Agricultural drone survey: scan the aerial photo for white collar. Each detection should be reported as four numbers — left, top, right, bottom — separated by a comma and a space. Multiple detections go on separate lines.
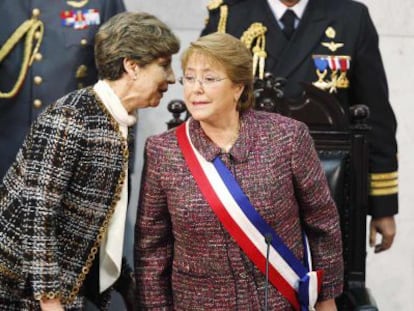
93, 80, 137, 127
268, 0, 309, 21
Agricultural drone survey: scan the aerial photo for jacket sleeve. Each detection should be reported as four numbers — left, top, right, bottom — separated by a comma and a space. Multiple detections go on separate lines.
352, 5, 398, 217
22, 106, 85, 301
290, 122, 344, 301
135, 138, 174, 310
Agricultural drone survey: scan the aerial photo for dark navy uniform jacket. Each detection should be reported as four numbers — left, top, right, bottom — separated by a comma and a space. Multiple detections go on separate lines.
0, 0, 125, 179
202, 0, 398, 218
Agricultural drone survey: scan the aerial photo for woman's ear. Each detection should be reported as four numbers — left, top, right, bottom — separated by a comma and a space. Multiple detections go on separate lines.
234, 83, 245, 102
123, 58, 138, 80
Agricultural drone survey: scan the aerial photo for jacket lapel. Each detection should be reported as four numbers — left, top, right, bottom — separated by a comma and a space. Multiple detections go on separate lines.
272, 0, 333, 77
257, 1, 288, 64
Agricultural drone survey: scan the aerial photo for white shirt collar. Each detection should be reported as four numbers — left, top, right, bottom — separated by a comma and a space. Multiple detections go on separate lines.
93, 80, 137, 127
268, 0, 309, 22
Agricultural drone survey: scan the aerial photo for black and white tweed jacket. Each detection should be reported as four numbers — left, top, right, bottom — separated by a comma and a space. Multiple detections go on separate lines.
0, 87, 128, 305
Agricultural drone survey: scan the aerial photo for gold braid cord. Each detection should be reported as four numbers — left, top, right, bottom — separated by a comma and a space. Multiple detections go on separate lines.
217, 5, 228, 33
0, 17, 44, 99
240, 23, 268, 79
207, 0, 223, 11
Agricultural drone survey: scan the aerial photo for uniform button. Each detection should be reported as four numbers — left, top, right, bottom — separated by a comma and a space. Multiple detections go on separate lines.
33, 99, 42, 109
33, 52, 43, 61
32, 8, 41, 17
34, 76, 43, 85
239, 272, 248, 279
80, 38, 88, 46
34, 31, 42, 40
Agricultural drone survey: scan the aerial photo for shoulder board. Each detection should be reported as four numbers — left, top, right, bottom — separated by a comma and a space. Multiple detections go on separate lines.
207, 0, 223, 11
207, 0, 248, 11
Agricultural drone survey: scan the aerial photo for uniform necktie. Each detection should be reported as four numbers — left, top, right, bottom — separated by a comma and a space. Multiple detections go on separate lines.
281, 9, 296, 40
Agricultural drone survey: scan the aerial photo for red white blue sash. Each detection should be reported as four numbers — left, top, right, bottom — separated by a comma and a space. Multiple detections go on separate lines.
176, 121, 323, 311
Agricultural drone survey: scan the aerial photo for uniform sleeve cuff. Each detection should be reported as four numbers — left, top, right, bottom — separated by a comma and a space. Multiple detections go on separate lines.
368, 193, 398, 218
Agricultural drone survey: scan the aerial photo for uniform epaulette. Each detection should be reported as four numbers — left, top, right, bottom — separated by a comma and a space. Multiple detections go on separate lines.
207, 0, 224, 11
207, 0, 248, 11
207, 0, 249, 33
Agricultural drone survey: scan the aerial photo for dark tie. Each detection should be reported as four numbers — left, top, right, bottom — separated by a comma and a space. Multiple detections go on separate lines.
281, 9, 296, 40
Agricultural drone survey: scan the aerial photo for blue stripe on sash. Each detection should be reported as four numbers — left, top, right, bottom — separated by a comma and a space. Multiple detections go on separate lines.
212, 157, 309, 278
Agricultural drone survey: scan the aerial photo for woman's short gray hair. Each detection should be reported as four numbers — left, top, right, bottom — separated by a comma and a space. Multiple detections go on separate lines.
95, 12, 180, 80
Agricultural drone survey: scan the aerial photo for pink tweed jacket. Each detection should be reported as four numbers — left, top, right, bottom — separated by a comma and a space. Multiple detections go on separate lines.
135, 109, 343, 310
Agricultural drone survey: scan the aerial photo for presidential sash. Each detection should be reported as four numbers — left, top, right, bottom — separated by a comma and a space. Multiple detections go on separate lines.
176, 121, 323, 311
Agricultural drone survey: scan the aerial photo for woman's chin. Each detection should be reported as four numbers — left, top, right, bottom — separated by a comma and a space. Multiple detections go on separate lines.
189, 113, 207, 122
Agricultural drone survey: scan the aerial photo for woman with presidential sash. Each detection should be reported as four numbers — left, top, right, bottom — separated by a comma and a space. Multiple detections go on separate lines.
134, 32, 343, 311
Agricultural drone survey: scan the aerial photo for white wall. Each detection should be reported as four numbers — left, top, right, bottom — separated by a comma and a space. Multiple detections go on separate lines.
356, 1, 414, 310
125, 1, 414, 310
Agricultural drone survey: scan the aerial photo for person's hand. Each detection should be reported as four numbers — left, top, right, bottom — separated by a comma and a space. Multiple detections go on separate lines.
39, 298, 64, 311
369, 216, 396, 253
315, 298, 337, 311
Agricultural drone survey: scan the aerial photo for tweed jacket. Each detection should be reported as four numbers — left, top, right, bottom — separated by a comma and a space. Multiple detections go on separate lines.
135, 109, 343, 310
202, 0, 398, 218
0, 88, 128, 306
0, 0, 125, 180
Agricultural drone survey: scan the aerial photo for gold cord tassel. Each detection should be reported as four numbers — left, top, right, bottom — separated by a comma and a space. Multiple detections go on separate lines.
240, 23, 267, 79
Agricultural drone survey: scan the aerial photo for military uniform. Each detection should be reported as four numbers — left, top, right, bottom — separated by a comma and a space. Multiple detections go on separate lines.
202, 0, 398, 218
0, 0, 125, 179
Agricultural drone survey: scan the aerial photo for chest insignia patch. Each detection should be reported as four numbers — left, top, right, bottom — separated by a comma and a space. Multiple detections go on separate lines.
60, 9, 100, 30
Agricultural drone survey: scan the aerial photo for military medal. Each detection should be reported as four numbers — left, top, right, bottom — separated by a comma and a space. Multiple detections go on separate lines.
312, 55, 351, 93
312, 56, 330, 90
336, 56, 351, 88
61, 9, 100, 29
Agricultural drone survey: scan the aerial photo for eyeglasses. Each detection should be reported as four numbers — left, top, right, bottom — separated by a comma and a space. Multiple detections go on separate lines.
178, 75, 228, 88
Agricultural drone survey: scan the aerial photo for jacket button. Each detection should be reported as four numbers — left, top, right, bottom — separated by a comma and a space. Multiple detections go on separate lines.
34, 31, 42, 40
33, 52, 42, 61
34, 76, 43, 85
32, 8, 40, 17
80, 38, 88, 46
33, 99, 42, 109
